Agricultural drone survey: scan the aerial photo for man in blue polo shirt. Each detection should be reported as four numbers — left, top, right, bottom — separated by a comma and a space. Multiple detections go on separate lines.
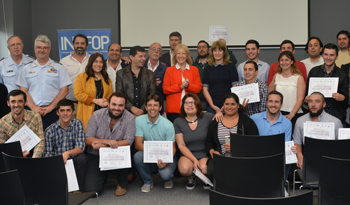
250, 90, 296, 195
133, 94, 177, 193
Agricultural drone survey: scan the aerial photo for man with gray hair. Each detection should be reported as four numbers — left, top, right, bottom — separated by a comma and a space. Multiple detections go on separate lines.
0, 36, 34, 92
16, 35, 71, 130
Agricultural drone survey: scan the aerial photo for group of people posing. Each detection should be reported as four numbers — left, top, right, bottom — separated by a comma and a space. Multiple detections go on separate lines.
1, 30, 350, 196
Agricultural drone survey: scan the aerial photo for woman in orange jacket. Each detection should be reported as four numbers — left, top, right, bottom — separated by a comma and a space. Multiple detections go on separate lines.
74, 53, 113, 131
163, 44, 202, 123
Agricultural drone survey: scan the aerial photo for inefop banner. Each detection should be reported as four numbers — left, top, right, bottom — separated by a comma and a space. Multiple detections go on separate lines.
57, 29, 111, 60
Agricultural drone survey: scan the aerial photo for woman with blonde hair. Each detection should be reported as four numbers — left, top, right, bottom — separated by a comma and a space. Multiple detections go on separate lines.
202, 40, 238, 114
163, 44, 202, 123
269, 51, 306, 128
74, 53, 113, 130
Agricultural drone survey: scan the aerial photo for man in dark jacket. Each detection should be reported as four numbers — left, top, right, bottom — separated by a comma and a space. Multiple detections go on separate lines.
306, 43, 349, 123
116, 46, 156, 118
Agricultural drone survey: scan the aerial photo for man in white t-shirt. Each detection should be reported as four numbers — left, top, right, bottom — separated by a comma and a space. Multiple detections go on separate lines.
301, 36, 324, 74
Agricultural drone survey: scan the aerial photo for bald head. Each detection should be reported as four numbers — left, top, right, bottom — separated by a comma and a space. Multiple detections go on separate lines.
148, 42, 162, 61
107, 43, 122, 62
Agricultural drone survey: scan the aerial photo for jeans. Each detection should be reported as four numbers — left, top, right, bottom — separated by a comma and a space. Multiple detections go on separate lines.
133, 151, 178, 184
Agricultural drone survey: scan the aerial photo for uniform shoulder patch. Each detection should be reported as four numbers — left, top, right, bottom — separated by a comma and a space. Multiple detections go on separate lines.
26, 54, 35, 60
0, 57, 5, 62
24, 61, 33, 66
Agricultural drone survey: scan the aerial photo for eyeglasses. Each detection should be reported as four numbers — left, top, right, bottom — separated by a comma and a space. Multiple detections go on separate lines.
9, 43, 23, 48
197, 46, 207, 49
35, 46, 50, 50
184, 101, 195, 105
150, 47, 162, 52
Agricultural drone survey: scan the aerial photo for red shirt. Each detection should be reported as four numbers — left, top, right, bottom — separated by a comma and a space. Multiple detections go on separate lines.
267, 60, 307, 86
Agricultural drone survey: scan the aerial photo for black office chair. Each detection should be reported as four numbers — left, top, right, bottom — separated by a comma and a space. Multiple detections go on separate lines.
209, 189, 313, 205
293, 137, 350, 194
213, 153, 285, 198
230, 133, 285, 157
318, 156, 350, 205
0, 169, 25, 205
0, 141, 23, 172
2, 153, 96, 205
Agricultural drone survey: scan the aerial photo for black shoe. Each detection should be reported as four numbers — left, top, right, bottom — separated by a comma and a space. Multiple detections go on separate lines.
186, 177, 196, 190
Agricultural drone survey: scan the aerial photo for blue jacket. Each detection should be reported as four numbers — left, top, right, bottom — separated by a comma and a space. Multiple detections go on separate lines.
144, 58, 168, 102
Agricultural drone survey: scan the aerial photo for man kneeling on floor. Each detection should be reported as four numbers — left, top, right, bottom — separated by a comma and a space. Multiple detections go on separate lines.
84, 92, 135, 196
134, 94, 177, 192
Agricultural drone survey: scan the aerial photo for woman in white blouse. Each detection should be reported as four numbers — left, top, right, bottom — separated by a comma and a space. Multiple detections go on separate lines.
269, 51, 306, 128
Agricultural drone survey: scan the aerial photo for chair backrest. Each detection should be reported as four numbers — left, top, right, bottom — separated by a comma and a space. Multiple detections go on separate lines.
0, 170, 25, 205
319, 156, 350, 205
2, 153, 68, 205
213, 153, 285, 198
230, 133, 285, 157
302, 137, 350, 186
0, 141, 23, 172
209, 189, 313, 205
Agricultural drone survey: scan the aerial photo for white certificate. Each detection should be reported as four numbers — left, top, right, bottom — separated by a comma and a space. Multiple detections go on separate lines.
5, 125, 41, 152
209, 26, 229, 41
338, 128, 350, 140
144, 141, 173, 163
193, 170, 213, 187
231, 83, 260, 104
65, 159, 79, 192
303, 121, 335, 143
99, 146, 131, 171
308, 77, 339, 97
285, 141, 297, 164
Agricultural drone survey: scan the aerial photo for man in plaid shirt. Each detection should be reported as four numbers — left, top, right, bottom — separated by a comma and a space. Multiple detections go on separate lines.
44, 99, 87, 191
234, 61, 268, 116
0, 90, 44, 157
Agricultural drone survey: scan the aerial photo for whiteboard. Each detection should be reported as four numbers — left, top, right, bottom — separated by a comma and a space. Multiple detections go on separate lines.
120, 0, 308, 48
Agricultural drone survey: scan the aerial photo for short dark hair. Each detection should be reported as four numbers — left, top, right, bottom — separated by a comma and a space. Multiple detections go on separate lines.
280, 40, 295, 50
179, 93, 203, 118
309, 91, 325, 103
244, 60, 258, 71
267, 91, 283, 104
169, 31, 182, 41
7, 90, 26, 102
223, 93, 244, 113
323, 43, 339, 56
108, 43, 122, 52
336, 30, 350, 39
245, 39, 260, 49
73, 33, 88, 46
304, 36, 323, 54
130, 46, 145, 57
109, 91, 127, 104
146, 94, 162, 107
197, 40, 209, 48
56, 99, 74, 111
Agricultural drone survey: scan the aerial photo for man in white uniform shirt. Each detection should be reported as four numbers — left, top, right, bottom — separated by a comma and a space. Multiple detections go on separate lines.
60, 34, 90, 106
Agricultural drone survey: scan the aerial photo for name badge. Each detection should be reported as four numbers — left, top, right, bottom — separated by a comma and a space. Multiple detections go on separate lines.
6, 70, 14, 73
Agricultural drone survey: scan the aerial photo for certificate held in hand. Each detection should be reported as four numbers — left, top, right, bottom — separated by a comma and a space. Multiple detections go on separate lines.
5, 125, 41, 152
308, 77, 339, 97
231, 83, 260, 104
143, 141, 173, 163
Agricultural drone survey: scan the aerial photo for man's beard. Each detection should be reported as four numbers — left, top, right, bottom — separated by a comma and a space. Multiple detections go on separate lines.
309, 107, 323, 118
75, 47, 86, 55
198, 53, 208, 59
108, 108, 123, 119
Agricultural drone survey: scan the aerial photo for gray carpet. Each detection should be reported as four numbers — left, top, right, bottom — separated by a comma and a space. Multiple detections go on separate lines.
82, 172, 209, 205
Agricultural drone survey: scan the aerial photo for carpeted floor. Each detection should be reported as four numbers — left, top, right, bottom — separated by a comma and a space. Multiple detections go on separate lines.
82, 172, 210, 205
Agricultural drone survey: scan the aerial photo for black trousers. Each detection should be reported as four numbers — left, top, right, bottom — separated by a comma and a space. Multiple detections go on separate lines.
84, 153, 128, 194
71, 153, 88, 191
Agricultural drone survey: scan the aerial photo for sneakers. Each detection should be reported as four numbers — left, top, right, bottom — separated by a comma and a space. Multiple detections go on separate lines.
203, 183, 211, 190
141, 182, 153, 193
186, 177, 196, 190
164, 180, 174, 189
115, 185, 126, 196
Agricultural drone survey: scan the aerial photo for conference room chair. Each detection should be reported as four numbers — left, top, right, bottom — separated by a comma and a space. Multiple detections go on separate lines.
2, 153, 97, 205
293, 137, 350, 195
0, 169, 25, 205
209, 189, 313, 205
213, 153, 285, 198
230, 133, 285, 157
0, 141, 22, 172
318, 156, 350, 205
